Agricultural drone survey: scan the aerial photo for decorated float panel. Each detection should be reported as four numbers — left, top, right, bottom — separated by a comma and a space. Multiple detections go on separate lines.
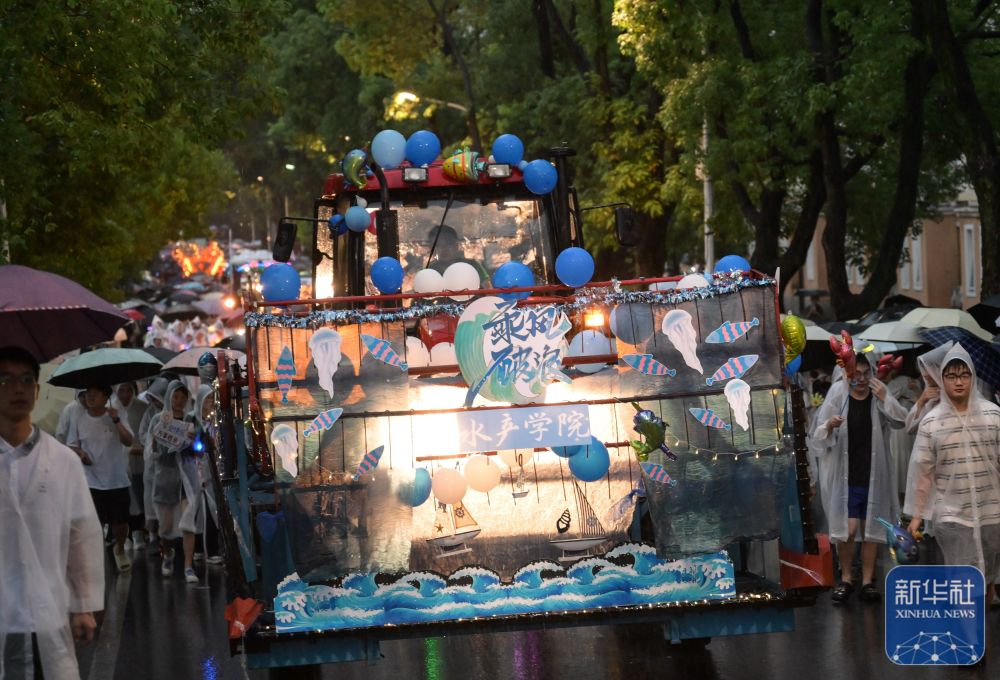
245, 273, 790, 633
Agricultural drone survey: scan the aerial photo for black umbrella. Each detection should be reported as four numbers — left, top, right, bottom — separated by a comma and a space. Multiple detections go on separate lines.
0, 264, 130, 361
160, 304, 207, 321
214, 334, 247, 352
968, 293, 1000, 334
141, 346, 179, 363
49, 348, 164, 388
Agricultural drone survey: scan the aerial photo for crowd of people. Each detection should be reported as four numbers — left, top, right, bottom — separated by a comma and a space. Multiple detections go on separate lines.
0, 345, 223, 678
804, 343, 1000, 608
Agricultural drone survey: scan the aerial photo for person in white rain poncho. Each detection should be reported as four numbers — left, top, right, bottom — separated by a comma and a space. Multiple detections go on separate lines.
811, 353, 908, 603
176, 385, 222, 583
0, 346, 104, 680
151, 380, 191, 578
904, 344, 1000, 589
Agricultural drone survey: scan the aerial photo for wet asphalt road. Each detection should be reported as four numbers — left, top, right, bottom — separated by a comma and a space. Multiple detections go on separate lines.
77, 546, 998, 680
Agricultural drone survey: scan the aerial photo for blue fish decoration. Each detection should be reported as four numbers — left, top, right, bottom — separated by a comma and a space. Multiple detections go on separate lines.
641, 462, 678, 487
876, 517, 920, 564
303, 408, 344, 438
353, 445, 385, 482
622, 354, 677, 377
704, 318, 759, 344
688, 408, 732, 431
361, 334, 408, 371
705, 354, 759, 386
276, 346, 296, 403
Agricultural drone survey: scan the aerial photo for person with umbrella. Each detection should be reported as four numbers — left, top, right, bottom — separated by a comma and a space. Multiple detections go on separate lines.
0, 346, 104, 678
67, 384, 135, 572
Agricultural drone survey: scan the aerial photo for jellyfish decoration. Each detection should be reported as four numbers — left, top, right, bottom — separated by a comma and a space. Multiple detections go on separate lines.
270, 424, 299, 479
660, 309, 703, 374
308, 328, 344, 400
724, 379, 752, 431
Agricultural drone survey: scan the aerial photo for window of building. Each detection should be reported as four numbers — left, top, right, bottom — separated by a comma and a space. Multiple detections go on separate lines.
899, 237, 911, 289
911, 234, 923, 291
806, 242, 816, 282
964, 224, 976, 297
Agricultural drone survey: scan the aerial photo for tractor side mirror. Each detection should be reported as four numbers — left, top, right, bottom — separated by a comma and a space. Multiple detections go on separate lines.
614, 207, 638, 247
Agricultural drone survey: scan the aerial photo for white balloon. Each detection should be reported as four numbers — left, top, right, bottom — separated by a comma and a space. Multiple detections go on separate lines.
405, 336, 430, 368
431, 468, 467, 504
355, 196, 368, 208
677, 273, 709, 290
429, 342, 456, 366
464, 454, 501, 492
567, 330, 615, 374
648, 280, 678, 292
413, 268, 445, 294
443, 262, 481, 301
498, 449, 531, 468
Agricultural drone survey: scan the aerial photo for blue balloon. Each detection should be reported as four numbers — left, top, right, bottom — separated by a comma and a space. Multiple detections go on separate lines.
555, 247, 595, 288
492, 262, 535, 301
345, 206, 370, 233
785, 354, 803, 377
568, 437, 610, 482
714, 254, 752, 274
522, 159, 558, 195
370, 256, 404, 294
552, 444, 584, 459
491, 134, 525, 165
398, 468, 432, 507
260, 263, 301, 302
405, 130, 441, 166
328, 214, 347, 236
371, 129, 406, 169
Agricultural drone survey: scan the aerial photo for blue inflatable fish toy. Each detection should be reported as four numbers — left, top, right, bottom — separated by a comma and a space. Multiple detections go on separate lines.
689, 407, 732, 430
276, 346, 296, 403
641, 462, 678, 487
360, 334, 408, 371
622, 354, 677, 377
876, 517, 920, 564
705, 354, 759, 386
303, 408, 344, 438
353, 445, 385, 482
705, 318, 759, 344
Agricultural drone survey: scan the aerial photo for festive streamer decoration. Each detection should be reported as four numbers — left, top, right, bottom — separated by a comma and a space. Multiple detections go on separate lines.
371, 257, 405, 294
629, 405, 677, 463
491, 134, 525, 165
352, 445, 385, 482
371, 129, 406, 169
621, 354, 676, 377
342, 149, 369, 188
689, 407, 733, 431
308, 328, 343, 399
555, 247, 595, 288
270, 424, 299, 478
724, 379, 752, 431
261, 264, 301, 302
661, 309, 703, 374
360, 334, 408, 371
780, 314, 807, 364
442, 149, 486, 182
641, 462, 678, 487
245, 275, 777, 329
275, 346, 296, 403
302, 407, 344, 438
405, 130, 441, 167
705, 354, 759, 386
705, 318, 760, 344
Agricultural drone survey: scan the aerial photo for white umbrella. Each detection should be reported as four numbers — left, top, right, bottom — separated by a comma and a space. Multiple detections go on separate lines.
806, 325, 833, 342
162, 346, 246, 375
900, 308, 993, 341
856, 321, 926, 345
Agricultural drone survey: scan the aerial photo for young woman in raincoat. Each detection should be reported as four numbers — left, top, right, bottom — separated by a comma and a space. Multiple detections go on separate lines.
811, 353, 908, 603
150, 380, 191, 577
904, 344, 1000, 598
176, 385, 221, 583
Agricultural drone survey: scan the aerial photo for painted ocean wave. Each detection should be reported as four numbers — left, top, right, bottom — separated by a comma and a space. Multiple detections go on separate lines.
275, 543, 736, 633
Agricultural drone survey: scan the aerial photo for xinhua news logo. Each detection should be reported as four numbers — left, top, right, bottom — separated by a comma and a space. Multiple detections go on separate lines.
885, 565, 986, 665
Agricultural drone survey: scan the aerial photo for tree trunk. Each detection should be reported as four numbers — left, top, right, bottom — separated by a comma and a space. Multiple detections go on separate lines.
776, 152, 827, 309
916, 0, 1000, 297
429, 0, 483, 151
532, 0, 556, 78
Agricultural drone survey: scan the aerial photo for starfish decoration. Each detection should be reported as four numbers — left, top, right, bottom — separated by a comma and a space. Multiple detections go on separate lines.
434, 523, 444, 534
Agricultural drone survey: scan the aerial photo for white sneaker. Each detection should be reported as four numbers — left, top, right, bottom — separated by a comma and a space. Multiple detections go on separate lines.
161, 550, 174, 577
113, 548, 132, 572
124, 538, 133, 552
184, 567, 199, 584
132, 530, 145, 550
206, 555, 224, 565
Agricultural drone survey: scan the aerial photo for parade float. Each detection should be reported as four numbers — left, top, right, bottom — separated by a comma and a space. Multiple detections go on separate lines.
207, 130, 821, 676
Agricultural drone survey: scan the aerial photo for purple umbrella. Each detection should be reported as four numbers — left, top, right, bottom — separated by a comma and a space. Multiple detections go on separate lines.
0, 265, 129, 361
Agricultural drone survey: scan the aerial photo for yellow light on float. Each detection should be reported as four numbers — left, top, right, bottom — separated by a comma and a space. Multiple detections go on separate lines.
583, 305, 606, 329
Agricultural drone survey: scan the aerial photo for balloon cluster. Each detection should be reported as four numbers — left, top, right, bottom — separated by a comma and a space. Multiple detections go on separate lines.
428, 454, 505, 505
829, 330, 857, 380
550, 437, 611, 482
877, 354, 903, 381
780, 314, 806, 374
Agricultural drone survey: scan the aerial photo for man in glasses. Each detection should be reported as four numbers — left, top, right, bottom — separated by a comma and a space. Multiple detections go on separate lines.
905, 344, 1000, 615
0, 345, 104, 678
